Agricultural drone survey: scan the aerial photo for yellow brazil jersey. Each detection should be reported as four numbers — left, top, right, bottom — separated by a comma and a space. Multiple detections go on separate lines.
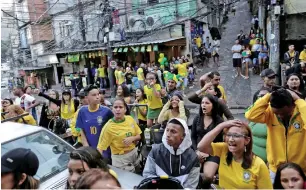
17, 115, 36, 125
176, 63, 188, 77
97, 67, 105, 78
245, 93, 306, 174
61, 100, 75, 120
117, 71, 125, 85
136, 99, 147, 121
137, 68, 144, 80
212, 143, 273, 189
144, 84, 163, 109
97, 115, 142, 155
299, 50, 306, 62
217, 85, 227, 101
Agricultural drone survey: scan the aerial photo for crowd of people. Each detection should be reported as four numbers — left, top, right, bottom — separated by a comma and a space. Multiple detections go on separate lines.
2, 16, 306, 190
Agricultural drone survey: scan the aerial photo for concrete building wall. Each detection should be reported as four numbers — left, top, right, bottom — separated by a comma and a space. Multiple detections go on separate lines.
284, 14, 306, 41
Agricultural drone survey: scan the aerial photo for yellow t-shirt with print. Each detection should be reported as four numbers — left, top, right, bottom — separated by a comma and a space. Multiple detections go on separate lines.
176, 63, 188, 77
136, 99, 147, 121
97, 68, 106, 78
144, 84, 163, 109
137, 68, 144, 80
217, 85, 227, 101
117, 71, 125, 85
299, 50, 306, 62
212, 143, 273, 189
97, 115, 142, 155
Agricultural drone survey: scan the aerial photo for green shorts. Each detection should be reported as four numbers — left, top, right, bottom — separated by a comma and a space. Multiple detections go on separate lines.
147, 107, 162, 120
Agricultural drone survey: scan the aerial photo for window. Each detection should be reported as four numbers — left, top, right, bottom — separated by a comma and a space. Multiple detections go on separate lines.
148, 0, 159, 6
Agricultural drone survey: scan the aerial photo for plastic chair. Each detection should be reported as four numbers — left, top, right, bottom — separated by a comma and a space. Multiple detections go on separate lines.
136, 176, 184, 189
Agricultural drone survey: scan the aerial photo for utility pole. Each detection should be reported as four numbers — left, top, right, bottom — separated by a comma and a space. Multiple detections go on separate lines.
105, 0, 115, 97
258, 0, 266, 37
78, 0, 86, 42
269, 6, 280, 84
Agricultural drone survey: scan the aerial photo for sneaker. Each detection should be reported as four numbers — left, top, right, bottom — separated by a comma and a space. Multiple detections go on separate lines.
234, 73, 238, 78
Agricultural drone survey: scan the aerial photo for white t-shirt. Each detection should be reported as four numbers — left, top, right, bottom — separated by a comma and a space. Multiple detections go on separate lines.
232, 44, 242, 59
15, 94, 35, 111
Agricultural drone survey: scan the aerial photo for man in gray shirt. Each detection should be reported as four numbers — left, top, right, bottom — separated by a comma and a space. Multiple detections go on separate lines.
231, 40, 242, 78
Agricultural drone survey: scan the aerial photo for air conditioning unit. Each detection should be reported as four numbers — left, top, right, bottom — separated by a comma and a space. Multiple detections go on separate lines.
145, 14, 162, 30
128, 15, 145, 32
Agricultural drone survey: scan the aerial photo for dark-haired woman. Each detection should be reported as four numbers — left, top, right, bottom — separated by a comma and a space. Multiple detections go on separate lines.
197, 120, 273, 189
191, 94, 224, 187
38, 89, 79, 125
97, 99, 142, 172
66, 146, 110, 189
274, 162, 306, 189
116, 85, 131, 104
188, 82, 234, 120
286, 73, 306, 99
39, 90, 60, 129
75, 168, 121, 189
157, 93, 187, 124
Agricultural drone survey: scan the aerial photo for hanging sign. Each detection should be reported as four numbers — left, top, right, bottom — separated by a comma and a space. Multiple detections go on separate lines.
109, 60, 117, 69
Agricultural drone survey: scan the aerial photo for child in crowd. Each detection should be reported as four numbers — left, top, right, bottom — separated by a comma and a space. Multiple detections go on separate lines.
144, 73, 163, 128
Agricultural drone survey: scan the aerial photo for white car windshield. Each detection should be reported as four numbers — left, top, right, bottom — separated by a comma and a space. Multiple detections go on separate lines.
1, 131, 73, 182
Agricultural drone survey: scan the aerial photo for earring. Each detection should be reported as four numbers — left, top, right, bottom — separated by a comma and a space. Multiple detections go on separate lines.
244, 146, 247, 153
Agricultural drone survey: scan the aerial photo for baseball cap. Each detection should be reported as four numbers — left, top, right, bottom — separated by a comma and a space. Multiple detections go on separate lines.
62, 89, 71, 95
1, 148, 39, 176
260, 68, 277, 78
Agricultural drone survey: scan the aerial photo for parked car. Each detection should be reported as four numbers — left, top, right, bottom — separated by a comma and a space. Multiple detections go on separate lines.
0, 122, 144, 189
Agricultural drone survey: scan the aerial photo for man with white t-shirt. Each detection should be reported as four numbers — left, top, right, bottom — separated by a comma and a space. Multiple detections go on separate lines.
13, 86, 38, 120
231, 40, 243, 78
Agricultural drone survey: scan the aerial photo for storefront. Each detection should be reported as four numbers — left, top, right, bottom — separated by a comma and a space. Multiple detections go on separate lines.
112, 37, 186, 66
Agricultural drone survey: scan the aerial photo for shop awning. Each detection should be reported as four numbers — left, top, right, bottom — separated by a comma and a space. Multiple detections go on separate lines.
118, 48, 123, 53
140, 46, 146, 52
123, 47, 128, 52
153, 45, 158, 51
113, 48, 118, 52
132, 47, 139, 52
147, 45, 152, 52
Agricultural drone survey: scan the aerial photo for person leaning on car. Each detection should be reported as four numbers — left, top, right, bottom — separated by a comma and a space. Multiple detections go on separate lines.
143, 118, 200, 189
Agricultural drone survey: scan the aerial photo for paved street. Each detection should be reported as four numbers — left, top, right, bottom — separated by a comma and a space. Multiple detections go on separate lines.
186, 0, 262, 119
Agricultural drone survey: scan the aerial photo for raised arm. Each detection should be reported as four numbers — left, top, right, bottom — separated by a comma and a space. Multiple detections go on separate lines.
38, 92, 61, 106
197, 120, 242, 154
245, 93, 272, 124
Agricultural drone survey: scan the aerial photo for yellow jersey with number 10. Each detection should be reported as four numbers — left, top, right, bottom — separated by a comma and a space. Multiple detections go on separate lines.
97, 115, 142, 155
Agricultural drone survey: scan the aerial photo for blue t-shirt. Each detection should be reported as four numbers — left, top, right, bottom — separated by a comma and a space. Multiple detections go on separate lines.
76, 105, 113, 158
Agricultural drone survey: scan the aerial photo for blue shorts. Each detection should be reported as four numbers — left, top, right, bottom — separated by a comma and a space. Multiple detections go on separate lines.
258, 53, 268, 59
